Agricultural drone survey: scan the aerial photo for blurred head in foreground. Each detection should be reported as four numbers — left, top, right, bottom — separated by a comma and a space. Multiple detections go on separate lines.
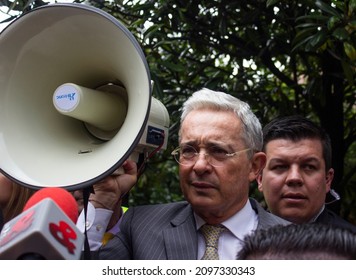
237, 223, 356, 260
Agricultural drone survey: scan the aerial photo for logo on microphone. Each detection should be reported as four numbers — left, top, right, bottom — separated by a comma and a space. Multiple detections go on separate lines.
0, 210, 35, 246
49, 221, 78, 255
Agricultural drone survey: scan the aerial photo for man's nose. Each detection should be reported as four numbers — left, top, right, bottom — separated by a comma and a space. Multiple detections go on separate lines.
286, 166, 303, 187
192, 152, 212, 173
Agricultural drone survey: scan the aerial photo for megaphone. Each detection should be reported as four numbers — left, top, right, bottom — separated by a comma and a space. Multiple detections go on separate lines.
0, 3, 169, 190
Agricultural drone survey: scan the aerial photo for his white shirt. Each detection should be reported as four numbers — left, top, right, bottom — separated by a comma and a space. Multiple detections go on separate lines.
195, 199, 258, 259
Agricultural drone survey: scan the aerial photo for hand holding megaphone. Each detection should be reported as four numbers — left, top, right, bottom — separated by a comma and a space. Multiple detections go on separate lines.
88, 160, 137, 211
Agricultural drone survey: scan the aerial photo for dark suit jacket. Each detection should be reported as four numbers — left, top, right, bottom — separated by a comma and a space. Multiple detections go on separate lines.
98, 198, 290, 260
315, 208, 356, 233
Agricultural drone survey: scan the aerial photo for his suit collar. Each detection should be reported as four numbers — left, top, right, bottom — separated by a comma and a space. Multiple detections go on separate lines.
163, 203, 198, 259
170, 202, 193, 226
250, 198, 290, 229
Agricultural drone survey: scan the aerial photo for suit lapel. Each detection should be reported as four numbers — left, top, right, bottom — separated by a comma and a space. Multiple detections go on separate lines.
163, 204, 198, 260
250, 198, 290, 229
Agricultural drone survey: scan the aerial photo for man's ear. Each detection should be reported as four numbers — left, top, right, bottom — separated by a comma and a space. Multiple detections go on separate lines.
248, 152, 266, 182
325, 168, 334, 193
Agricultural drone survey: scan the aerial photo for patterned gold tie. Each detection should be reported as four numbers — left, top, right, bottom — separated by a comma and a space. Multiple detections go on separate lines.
200, 224, 226, 260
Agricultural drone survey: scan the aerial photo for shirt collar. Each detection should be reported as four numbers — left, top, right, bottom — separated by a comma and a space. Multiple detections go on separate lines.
194, 199, 258, 240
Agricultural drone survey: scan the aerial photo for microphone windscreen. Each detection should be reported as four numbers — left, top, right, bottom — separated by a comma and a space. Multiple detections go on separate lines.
23, 187, 78, 223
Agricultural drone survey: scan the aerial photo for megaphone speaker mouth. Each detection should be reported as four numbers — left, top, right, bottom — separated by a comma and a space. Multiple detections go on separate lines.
0, 3, 152, 190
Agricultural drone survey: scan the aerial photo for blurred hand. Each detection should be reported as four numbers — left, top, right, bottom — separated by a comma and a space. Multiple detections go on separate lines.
89, 159, 137, 211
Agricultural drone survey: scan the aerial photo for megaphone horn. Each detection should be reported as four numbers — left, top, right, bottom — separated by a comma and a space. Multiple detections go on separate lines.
0, 3, 169, 190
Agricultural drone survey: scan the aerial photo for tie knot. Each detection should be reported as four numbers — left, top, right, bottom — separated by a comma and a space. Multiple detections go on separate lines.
200, 224, 226, 250
200, 224, 226, 260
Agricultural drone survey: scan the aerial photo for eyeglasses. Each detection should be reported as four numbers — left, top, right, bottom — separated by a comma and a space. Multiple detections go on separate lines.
171, 145, 251, 167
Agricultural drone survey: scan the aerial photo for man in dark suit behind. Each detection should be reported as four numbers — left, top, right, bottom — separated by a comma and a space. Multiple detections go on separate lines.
96, 88, 290, 260
257, 115, 356, 232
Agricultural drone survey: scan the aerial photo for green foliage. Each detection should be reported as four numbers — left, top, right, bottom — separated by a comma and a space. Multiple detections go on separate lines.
1, 0, 355, 222
292, 0, 356, 86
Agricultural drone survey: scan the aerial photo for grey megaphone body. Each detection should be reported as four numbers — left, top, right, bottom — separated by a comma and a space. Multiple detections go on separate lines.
0, 3, 169, 191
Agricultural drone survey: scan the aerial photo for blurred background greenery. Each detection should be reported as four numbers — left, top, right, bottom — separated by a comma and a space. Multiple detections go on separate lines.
1, 0, 355, 224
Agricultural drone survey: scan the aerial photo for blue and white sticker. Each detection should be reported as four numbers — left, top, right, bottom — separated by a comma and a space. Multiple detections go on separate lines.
53, 84, 80, 112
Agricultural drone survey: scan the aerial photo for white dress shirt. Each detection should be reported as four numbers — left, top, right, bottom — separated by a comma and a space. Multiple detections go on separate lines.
195, 199, 258, 260
76, 202, 114, 250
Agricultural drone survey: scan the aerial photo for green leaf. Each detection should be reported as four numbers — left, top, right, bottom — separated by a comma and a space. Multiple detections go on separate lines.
349, 0, 356, 16
293, 27, 318, 45
295, 23, 322, 29
308, 30, 327, 48
315, 0, 342, 18
349, 20, 356, 28
327, 16, 342, 30
160, 61, 186, 72
292, 35, 314, 52
332, 27, 349, 40
144, 25, 162, 40
296, 14, 330, 22
341, 59, 355, 86
344, 42, 356, 61
266, 0, 281, 8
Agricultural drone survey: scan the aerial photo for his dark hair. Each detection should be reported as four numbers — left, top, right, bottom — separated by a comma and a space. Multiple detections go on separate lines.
237, 223, 356, 260
262, 115, 332, 170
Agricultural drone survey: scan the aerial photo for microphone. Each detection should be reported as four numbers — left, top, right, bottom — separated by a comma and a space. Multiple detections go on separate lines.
0, 187, 84, 259
23, 187, 79, 224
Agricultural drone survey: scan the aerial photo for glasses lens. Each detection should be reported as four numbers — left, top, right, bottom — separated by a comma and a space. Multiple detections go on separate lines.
181, 145, 197, 159
173, 145, 196, 166
173, 145, 224, 167
172, 145, 248, 167
207, 146, 229, 164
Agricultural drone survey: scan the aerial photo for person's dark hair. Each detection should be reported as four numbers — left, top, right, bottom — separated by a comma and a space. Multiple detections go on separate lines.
237, 223, 356, 260
262, 115, 332, 170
